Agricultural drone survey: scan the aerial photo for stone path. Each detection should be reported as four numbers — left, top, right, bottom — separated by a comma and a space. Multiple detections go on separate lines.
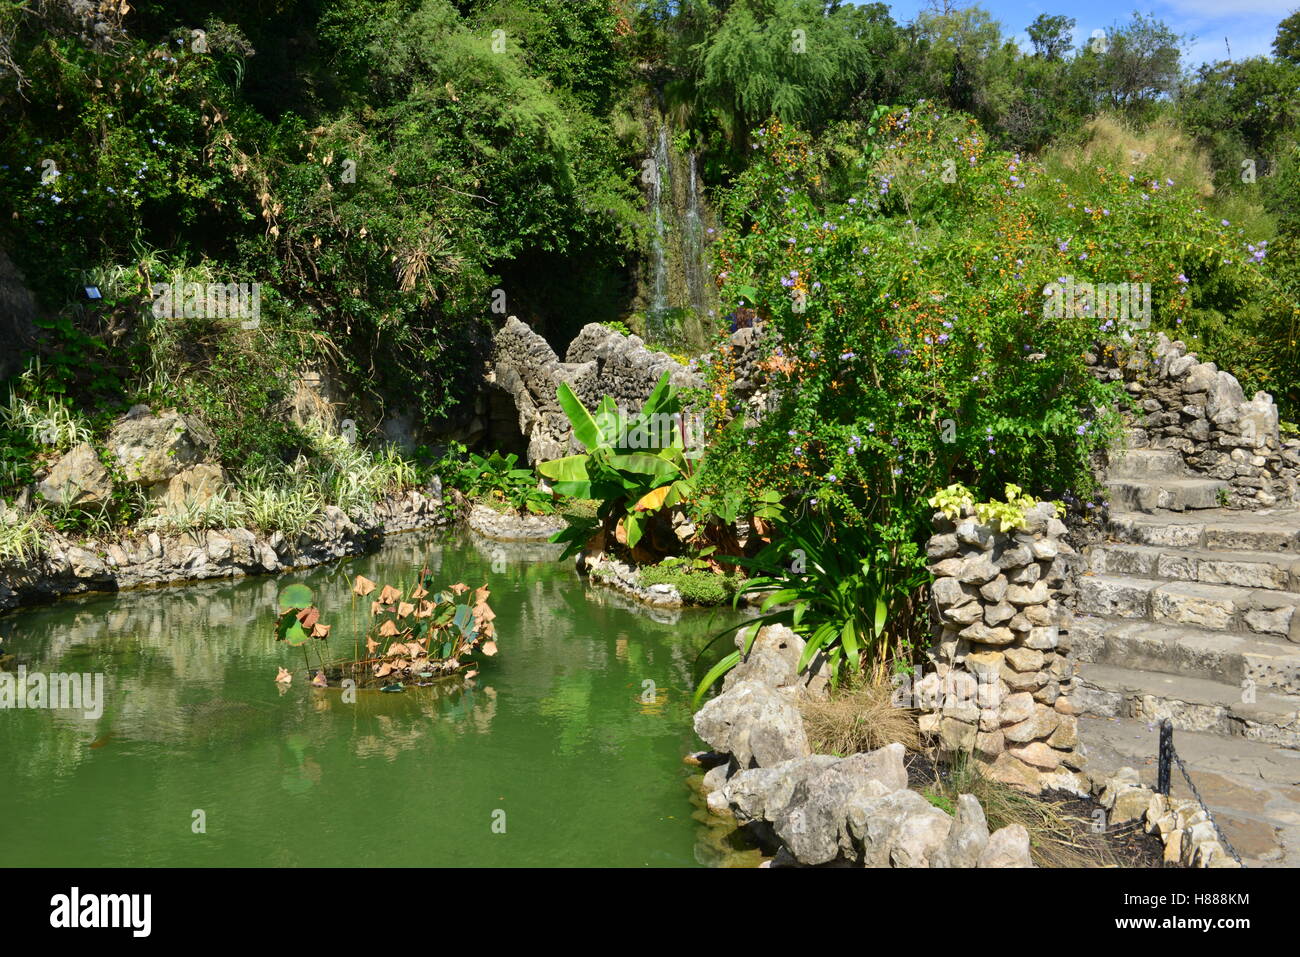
1072, 448, 1300, 865
1081, 714, 1300, 867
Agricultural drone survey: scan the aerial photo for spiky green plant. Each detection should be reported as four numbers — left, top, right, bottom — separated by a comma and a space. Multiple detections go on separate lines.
693, 505, 926, 704
0, 507, 46, 562
140, 491, 247, 534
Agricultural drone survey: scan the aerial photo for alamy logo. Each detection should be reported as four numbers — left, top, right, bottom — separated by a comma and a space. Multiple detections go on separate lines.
1042, 276, 1151, 328
0, 666, 104, 719
151, 274, 261, 329
50, 887, 151, 937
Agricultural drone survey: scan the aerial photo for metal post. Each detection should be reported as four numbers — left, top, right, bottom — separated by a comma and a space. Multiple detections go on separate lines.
1156, 719, 1173, 795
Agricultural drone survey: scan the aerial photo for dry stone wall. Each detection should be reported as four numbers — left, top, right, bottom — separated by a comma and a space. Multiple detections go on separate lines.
1089, 332, 1300, 508
917, 502, 1087, 792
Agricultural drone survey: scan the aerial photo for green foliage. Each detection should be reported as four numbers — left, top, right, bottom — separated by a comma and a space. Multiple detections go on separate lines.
928, 482, 1060, 531
2, 384, 92, 453
638, 555, 740, 605
538, 370, 697, 557
0, 504, 44, 563
694, 0, 897, 146
693, 507, 926, 704
451, 450, 555, 515
698, 106, 1282, 545
0, 0, 642, 454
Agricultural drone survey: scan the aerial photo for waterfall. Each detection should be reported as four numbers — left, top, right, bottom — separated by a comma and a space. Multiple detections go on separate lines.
636, 102, 717, 350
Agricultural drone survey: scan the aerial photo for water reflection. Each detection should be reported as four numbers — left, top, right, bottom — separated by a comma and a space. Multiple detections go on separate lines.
0, 530, 748, 866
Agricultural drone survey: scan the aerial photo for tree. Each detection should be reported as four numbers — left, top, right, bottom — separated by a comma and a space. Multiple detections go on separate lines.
1074, 13, 1185, 112
1275, 9, 1300, 63
1027, 13, 1074, 61
695, 0, 887, 143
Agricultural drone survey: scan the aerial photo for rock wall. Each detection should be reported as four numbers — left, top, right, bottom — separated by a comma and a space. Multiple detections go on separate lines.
0, 489, 446, 614
489, 317, 702, 464
918, 502, 1086, 793
1089, 333, 1300, 508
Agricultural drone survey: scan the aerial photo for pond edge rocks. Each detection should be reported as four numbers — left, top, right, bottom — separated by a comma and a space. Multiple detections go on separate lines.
0, 488, 448, 614
692, 622, 1034, 868
465, 502, 567, 543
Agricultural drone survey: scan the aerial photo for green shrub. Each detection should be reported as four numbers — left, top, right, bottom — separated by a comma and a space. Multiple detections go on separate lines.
693, 507, 925, 703
639, 557, 740, 605
697, 106, 1282, 545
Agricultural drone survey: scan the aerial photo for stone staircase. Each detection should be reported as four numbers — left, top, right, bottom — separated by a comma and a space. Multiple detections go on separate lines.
1103, 447, 1228, 512
1072, 443, 1300, 864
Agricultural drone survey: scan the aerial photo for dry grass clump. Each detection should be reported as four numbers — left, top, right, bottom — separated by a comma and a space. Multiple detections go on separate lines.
1045, 112, 1216, 199
924, 755, 1117, 868
799, 672, 921, 756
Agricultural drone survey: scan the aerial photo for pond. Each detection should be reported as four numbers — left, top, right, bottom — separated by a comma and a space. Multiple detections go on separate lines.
0, 531, 756, 867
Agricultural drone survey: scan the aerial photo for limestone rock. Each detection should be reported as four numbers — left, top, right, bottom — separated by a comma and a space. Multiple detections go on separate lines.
718, 754, 840, 824
977, 824, 1034, 867
930, 793, 989, 868
107, 407, 215, 485
724, 623, 830, 698
36, 443, 113, 508
693, 679, 811, 770
150, 463, 229, 508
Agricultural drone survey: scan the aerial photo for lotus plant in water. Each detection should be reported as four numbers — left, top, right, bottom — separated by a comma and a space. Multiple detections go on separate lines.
272, 571, 497, 691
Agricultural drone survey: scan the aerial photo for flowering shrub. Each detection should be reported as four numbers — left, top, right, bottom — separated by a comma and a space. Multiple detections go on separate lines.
695, 106, 1282, 543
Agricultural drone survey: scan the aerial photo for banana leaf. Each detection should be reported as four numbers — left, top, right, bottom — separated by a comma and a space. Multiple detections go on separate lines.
557, 381, 602, 451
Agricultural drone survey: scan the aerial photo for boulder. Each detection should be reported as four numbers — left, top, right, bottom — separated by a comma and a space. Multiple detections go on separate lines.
106, 407, 215, 486
719, 754, 842, 824
723, 623, 830, 698
845, 789, 949, 867
930, 794, 990, 867
977, 824, 1034, 867
149, 463, 229, 508
693, 679, 811, 770
36, 443, 113, 508
765, 744, 913, 865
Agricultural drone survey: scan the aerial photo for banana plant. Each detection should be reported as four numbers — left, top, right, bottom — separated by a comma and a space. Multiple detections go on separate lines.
538, 371, 698, 558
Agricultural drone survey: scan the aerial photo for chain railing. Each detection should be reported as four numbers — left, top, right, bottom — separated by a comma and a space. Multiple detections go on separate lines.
1155, 718, 1244, 867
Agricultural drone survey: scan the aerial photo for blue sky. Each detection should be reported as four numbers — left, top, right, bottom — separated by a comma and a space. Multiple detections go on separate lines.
881, 0, 1297, 65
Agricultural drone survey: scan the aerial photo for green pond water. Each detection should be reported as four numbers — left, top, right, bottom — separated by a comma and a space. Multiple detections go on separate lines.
0, 531, 755, 867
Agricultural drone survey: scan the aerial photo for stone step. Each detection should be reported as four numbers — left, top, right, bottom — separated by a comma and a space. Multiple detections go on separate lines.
1076, 574, 1300, 638
1106, 448, 1187, 480
1071, 614, 1300, 694
1078, 714, 1300, 866
1108, 509, 1300, 553
1106, 477, 1228, 513
1074, 662, 1300, 750
1090, 542, 1300, 591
